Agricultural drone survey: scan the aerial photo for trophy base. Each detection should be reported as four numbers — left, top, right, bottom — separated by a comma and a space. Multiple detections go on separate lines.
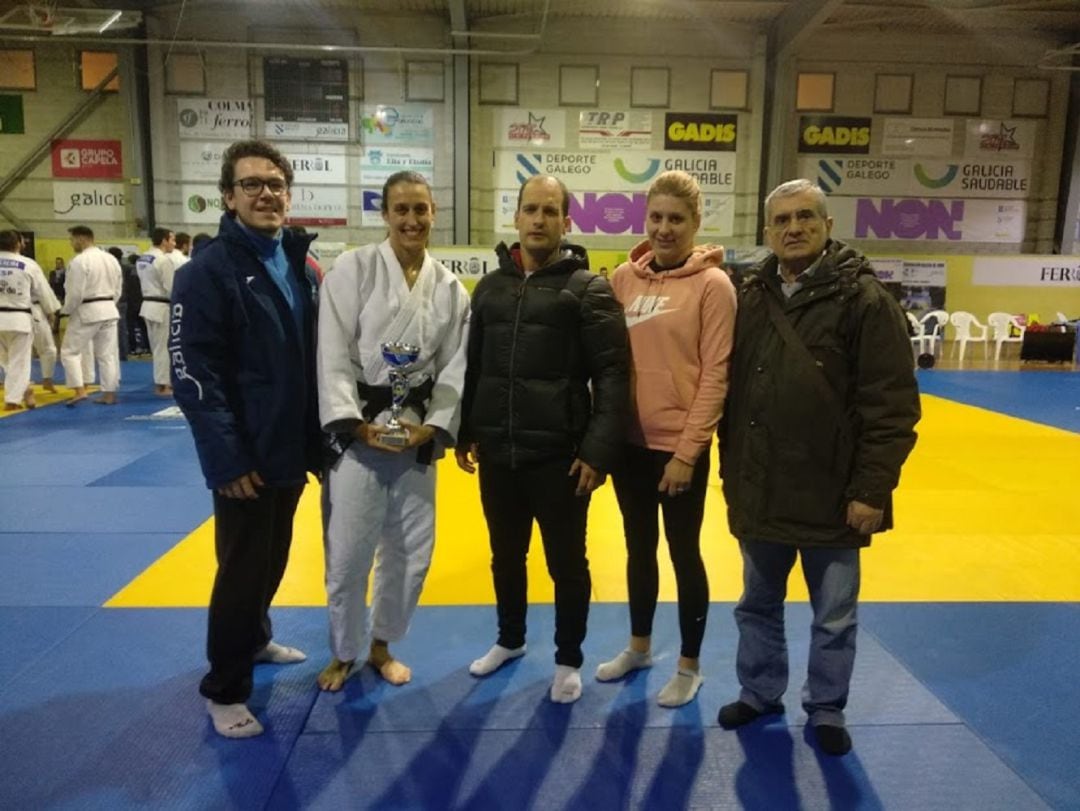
379, 427, 410, 447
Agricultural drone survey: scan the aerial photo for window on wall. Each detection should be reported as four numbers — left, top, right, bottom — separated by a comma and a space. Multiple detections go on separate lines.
944, 75, 981, 115
559, 65, 598, 106
796, 73, 834, 111
630, 67, 670, 108
875, 74, 913, 114
80, 51, 120, 91
165, 53, 205, 94
406, 61, 444, 102
0, 50, 36, 90
710, 70, 748, 110
478, 62, 518, 105
1013, 78, 1049, 118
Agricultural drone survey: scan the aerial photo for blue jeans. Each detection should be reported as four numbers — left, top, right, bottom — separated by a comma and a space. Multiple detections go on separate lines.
733, 538, 860, 727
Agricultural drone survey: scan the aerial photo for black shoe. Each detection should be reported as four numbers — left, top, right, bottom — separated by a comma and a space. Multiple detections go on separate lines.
813, 724, 852, 756
718, 700, 766, 730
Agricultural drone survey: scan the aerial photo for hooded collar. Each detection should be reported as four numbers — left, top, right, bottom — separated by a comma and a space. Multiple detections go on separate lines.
625, 239, 725, 280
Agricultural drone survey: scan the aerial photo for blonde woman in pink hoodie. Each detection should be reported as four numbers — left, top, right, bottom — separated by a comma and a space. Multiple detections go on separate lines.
597, 170, 737, 707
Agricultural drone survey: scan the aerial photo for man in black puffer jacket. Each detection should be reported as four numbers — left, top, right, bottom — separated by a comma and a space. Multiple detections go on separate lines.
456, 175, 629, 703
716, 179, 919, 756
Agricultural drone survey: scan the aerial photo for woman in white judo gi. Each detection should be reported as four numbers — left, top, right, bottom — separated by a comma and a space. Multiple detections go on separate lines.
317, 171, 470, 691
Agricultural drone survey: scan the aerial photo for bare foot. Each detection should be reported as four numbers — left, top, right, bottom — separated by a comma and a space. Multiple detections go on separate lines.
93, 394, 117, 405
369, 643, 411, 685
66, 396, 88, 408
42, 380, 56, 393
23, 393, 36, 410
316, 658, 355, 692
4, 403, 19, 411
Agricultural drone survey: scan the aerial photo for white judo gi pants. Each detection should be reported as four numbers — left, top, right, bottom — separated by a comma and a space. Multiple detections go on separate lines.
61, 316, 119, 391
31, 305, 57, 379
145, 317, 170, 386
322, 442, 436, 663
0, 330, 32, 404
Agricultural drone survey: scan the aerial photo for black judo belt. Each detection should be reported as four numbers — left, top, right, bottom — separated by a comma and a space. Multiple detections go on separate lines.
0, 306, 31, 313
322, 377, 436, 468
82, 297, 114, 304
143, 296, 170, 303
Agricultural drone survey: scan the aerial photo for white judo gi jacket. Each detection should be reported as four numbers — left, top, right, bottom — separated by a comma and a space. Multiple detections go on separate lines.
318, 240, 471, 457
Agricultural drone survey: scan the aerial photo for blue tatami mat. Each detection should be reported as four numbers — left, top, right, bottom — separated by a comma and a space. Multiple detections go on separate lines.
917, 370, 1080, 432
0, 486, 211, 533
862, 602, 1080, 811
0, 533, 186, 606
273, 723, 1048, 810
0, 606, 98, 691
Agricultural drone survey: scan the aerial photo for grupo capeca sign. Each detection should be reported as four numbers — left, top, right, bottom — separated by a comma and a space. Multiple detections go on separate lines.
494, 190, 734, 237
829, 197, 1026, 243
496, 150, 736, 194
52, 182, 126, 221
51, 139, 122, 179
176, 98, 252, 140
800, 157, 1031, 199
180, 142, 347, 185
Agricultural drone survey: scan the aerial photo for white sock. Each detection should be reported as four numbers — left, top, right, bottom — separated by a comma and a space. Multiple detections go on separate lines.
469, 644, 526, 676
595, 648, 653, 682
550, 665, 583, 704
206, 700, 264, 738
656, 668, 703, 708
254, 641, 307, 664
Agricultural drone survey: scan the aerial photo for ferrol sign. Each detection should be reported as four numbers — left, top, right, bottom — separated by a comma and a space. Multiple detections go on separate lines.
664, 113, 737, 151
798, 116, 872, 154
972, 256, 1080, 287
176, 98, 252, 140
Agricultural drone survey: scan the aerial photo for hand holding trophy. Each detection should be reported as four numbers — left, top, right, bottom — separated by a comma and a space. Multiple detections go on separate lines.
379, 341, 421, 447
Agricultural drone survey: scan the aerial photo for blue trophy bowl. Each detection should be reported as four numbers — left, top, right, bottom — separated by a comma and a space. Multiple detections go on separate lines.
381, 342, 421, 368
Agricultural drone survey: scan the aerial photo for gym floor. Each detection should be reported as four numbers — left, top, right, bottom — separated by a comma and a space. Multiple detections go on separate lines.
1, 360, 1077, 810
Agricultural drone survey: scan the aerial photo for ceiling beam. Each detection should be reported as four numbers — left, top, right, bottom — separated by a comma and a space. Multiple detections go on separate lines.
771, 0, 845, 58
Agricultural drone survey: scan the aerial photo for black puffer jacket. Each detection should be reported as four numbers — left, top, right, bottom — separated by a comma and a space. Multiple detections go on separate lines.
721, 239, 920, 548
460, 242, 629, 471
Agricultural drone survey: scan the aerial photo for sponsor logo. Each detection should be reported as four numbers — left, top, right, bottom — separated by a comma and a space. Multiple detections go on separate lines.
980, 123, 1020, 152
914, 164, 959, 189
186, 194, 223, 215
664, 113, 737, 151
568, 192, 648, 235
613, 157, 661, 184
54, 188, 125, 216
799, 117, 872, 154
506, 112, 552, 144
855, 198, 964, 240
623, 294, 677, 327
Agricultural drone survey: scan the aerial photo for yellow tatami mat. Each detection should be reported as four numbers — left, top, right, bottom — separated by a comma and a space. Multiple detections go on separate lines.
107, 393, 1080, 608
0, 384, 89, 415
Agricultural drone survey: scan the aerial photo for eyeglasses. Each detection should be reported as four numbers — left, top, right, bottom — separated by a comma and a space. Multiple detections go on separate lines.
233, 177, 289, 197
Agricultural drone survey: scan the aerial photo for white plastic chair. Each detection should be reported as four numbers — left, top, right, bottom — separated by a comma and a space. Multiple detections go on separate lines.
1056, 311, 1069, 324
987, 312, 1026, 360
949, 311, 989, 361
906, 312, 926, 356
920, 310, 949, 357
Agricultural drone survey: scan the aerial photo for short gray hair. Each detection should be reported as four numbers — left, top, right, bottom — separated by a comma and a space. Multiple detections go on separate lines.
764, 179, 828, 223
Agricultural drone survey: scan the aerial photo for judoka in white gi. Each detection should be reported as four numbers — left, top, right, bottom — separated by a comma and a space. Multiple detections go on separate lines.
0, 230, 56, 410
136, 227, 178, 395
316, 171, 470, 691
60, 225, 122, 406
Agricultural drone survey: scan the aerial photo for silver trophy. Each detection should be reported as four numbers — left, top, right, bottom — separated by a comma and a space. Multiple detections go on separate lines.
379, 341, 421, 446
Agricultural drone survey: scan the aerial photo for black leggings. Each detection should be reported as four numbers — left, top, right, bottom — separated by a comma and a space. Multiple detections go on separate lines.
611, 443, 710, 659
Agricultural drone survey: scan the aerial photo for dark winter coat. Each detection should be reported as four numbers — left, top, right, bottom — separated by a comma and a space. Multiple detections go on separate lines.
720, 239, 920, 547
460, 241, 629, 471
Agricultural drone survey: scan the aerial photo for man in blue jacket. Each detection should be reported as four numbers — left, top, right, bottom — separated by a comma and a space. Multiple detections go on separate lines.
170, 139, 321, 738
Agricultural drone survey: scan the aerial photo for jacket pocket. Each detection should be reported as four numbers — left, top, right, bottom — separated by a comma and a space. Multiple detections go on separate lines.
766, 439, 846, 528
632, 367, 687, 433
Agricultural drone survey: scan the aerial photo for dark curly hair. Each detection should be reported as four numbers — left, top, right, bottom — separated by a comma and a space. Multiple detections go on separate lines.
217, 139, 293, 197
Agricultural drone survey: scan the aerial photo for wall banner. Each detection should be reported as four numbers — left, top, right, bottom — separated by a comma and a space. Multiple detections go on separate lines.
801, 157, 1031, 199
51, 139, 122, 179
663, 113, 737, 151
180, 141, 226, 182
286, 186, 348, 226
496, 150, 735, 194
797, 116, 872, 154
360, 104, 434, 145
829, 197, 1026, 243
52, 182, 126, 221
578, 110, 652, 150
881, 118, 954, 157
176, 98, 252, 140
285, 145, 348, 186
495, 108, 566, 149
181, 184, 226, 224
964, 119, 1037, 159
430, 247, 500, 278
972, 256, 1080, 287
359, 147, 434, 187
361, 189, 384, 227
495, 190, 734, 237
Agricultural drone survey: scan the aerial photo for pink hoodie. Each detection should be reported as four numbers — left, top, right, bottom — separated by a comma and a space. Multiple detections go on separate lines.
610, 240, 737, 463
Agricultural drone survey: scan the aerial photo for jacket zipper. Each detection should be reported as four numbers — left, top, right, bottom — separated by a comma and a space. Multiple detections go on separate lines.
507, 274, 527, 469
